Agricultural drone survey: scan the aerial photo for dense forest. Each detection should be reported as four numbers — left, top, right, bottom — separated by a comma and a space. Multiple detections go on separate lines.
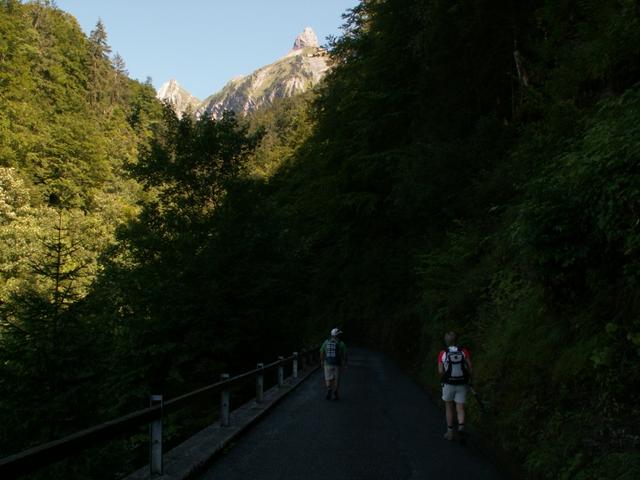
1, 0, 640, 478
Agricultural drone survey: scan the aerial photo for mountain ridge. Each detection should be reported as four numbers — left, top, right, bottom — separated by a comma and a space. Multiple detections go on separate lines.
157, 27, 330, 118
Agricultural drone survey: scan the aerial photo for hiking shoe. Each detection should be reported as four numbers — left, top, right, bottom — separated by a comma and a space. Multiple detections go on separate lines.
326, 389, 332, 400
444, 430, 455, 441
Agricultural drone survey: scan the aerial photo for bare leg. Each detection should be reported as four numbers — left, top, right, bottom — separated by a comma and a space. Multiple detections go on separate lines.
445, 401, 455, 426
444, 401, 456, 439
324, 377, 333, 399
324, 366, 333, 399
455, 402, 466, 431
444, 400, 457, 439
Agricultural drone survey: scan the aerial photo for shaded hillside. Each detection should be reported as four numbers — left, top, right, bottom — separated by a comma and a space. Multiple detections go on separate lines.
0, 0, 163, 470
180, 1, 640, 478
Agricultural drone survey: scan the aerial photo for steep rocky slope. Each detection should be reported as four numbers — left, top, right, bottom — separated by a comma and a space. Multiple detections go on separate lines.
158, 27, 330, 119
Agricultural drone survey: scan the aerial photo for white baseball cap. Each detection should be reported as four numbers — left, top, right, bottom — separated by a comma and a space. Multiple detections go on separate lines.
331, 328, 342, 336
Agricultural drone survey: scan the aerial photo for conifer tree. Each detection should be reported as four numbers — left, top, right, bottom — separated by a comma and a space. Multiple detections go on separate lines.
111, 52, 127, 76
89, 19, 111, 59
111, 52, 127, 103
88, 19, 113, 105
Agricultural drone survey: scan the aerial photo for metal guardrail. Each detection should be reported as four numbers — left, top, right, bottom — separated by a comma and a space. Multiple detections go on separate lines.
0, 349, 318, 479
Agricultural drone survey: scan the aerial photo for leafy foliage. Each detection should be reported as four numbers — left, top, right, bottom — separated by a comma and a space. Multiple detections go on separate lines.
0, 1, 162, 472
199, 0, 640, 477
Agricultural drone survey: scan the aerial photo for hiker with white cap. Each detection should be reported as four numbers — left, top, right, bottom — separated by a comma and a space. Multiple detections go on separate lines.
320, 328, 347, 400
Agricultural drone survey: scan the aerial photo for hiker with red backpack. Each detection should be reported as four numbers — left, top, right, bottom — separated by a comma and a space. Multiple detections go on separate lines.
438, 331, 473, 441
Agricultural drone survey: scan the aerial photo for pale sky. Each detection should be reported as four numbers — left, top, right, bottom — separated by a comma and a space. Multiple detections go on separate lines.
54, 0, 359, 100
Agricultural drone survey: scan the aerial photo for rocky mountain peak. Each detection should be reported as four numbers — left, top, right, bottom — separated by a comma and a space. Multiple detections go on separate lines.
157, 79, 180, 98
161, 27, 330, 119
157, 79, 200, 118
293, 27, 319, 50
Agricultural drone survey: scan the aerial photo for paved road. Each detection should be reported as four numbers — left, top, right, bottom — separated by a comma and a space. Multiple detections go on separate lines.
199, 348, 506, 480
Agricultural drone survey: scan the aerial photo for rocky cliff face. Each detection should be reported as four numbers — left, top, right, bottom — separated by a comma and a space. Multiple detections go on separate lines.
293, 26, 320, 50
156, 79, 200, 118
158, 27, 330, 119
198, 27, 330, 119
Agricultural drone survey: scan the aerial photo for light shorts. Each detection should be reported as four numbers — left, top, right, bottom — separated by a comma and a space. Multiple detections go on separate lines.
442, 383, 468, 403
324, 365, 340, 382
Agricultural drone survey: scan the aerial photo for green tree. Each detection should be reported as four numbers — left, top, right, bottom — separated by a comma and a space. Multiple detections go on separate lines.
95, 111, 263, 397
88, 18, 111, 59
88, 19, 113, 105
0, 200, 113, 453
110, 52, 128, 103
0, 1, 163, 468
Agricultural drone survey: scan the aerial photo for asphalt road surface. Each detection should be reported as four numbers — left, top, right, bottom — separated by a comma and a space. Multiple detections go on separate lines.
199, 347, 506, 480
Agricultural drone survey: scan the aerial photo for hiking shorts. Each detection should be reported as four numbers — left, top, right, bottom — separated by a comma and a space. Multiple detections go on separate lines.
324, 365, 340, 382
442, 384, 468, 403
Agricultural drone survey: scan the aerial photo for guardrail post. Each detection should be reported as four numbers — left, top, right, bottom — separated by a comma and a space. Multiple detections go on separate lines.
277, 356, 284, 387
293, 352, 299, 379
256, 363, 264, 403
220, 373, 230, 427
149, 394, 163, 476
